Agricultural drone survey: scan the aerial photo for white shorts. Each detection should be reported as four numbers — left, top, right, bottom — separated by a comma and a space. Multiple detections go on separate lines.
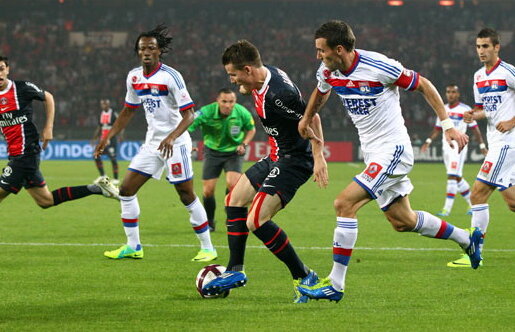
354, 144, 414, 211
476, 144, 514, 191
128, 142, 194, 184
442, 143, 468, 177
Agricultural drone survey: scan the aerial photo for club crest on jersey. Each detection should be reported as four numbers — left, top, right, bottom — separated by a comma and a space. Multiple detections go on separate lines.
132, 76, 139, 83
480, 161, 493, 175
2, 166, 12, 177
451, 161, 458, 170
171, 163, 182, 177
323, 69, 331, 79
0, 97, 7, 105
363, 162, 382, 181
359, 82, 370, 93
151, 86, 159, 96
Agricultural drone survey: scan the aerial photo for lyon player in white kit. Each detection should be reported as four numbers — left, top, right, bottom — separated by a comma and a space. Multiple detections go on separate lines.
95, 25, 217, 262
447, 28, 515, 268
421, 84, 487, 217
296, 20, 483, 302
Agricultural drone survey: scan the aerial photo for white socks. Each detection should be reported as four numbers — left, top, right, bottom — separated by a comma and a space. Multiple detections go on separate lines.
120, 195, 141, 250
186, 197, 214, 250
329, 217, 358, 291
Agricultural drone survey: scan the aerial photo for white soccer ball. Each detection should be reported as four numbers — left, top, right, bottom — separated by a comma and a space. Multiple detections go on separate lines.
195, 264, 230, 298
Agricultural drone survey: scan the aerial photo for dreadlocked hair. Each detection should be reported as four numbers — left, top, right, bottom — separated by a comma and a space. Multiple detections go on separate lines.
134, 24, 173, 58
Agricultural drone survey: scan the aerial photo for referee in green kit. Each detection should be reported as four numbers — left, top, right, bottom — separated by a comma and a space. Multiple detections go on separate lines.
189, 88, 256, 231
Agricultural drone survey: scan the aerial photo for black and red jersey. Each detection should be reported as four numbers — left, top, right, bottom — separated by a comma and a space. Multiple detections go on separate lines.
251, 65, 311, 161
99, 108, 118, 140
0, 80, 45, 157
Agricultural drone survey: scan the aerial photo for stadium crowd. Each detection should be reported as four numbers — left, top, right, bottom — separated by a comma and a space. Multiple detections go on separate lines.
1, 0, 513, 141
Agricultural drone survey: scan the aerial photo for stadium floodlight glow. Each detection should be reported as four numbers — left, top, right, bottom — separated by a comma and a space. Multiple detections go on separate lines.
387, 0, 404, 5
439, 0, 455, 5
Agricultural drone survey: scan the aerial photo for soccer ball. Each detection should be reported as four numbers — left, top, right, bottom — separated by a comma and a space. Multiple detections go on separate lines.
195, 264, 230, 298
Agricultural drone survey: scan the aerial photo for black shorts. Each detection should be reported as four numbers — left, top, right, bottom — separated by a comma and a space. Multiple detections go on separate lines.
245, 155, 313, 207
96, 140, 118, 159
0, 154, 46, 194
202, 147, 244, 180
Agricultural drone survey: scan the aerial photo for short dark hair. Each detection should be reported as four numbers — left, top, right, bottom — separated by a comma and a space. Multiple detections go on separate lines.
218, 87, 235, 95
315, 20, 356, 51
0, 55, 9, 67
477, 27, 500, 46
222, 40, 263, 70
134, 24, 173, 58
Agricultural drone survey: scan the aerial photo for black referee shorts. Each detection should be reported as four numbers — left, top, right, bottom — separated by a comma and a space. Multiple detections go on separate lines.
202, 147, 244, 180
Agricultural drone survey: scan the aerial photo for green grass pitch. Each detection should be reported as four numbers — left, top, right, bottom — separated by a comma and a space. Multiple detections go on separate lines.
0, 160, 513, 330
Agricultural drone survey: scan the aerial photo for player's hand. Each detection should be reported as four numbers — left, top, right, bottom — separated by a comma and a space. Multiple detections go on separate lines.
444, 128, 468, 153
41, 126, 53, 150
463, 110, 474, 123
158, 136, 175, 159
313, 155, 329, 188
236, 144, 247, 156
420, 143, 429, 153
496, 119, 515, 133
94, 139, 108, 158
298, 117, 310, 139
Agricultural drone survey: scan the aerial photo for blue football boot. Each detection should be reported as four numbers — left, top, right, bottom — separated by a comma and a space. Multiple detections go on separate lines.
297, 277, 344, 303
293, 270, 319, 303
202, 270, 247, 296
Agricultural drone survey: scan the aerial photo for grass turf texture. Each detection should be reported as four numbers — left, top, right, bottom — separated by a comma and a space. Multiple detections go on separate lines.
0, 160, 513, 330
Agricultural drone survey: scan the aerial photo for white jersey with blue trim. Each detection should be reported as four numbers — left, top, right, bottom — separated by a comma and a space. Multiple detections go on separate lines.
317, 49, 420, 152
473, 59, 515, 148
435, 102, 477, 147
124, 63, 194, 147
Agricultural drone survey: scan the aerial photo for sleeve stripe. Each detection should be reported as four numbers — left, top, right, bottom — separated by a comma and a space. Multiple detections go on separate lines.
500, 62, 515, 78
124, 101, 141, 108
179, 102, 195, 111
161, 65, 185, 89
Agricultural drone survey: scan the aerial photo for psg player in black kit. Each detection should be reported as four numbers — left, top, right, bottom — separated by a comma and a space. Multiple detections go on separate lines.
202, 41, 328, 303
0, 56, 119, 208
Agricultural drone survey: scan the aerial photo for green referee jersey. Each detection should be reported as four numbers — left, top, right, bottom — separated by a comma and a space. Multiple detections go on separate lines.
188, 102, 255, 152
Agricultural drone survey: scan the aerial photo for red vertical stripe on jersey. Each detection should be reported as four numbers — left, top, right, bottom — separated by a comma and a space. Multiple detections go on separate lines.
268, 136, 278, 161
252, 85, 269, 119
2, 125, 23, 156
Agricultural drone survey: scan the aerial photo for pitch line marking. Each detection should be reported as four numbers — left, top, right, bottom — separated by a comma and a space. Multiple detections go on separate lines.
0, 242, 514, 252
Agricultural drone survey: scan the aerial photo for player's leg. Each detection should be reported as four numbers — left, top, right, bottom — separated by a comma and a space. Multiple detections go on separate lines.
438, 175, 458, 217
104, 170, 149, 259
457, 176, 473, 213
385, 194, 482, 268
0, 187, 10, 204
175, 179, 217, 262
201, 148, 225, 232
169, 142, 216, 261
438, 146, 466, 216
201, 174, 256, 296
202, 178, 218, 231
94, 155, 106, 181
106, 144, 119, 184
500, 185, 515, 212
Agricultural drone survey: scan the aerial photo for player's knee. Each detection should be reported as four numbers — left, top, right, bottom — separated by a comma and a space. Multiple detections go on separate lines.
333, 197, 355, 216
385, 215, 410, 232
119, 187, 135, 197
36, 199, 53, 209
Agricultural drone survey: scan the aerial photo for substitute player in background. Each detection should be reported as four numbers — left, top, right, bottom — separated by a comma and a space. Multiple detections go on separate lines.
0, 56, 118, 208
94, 25, 217, 262
297, 21, 482, 303
421, 84, 487, 217
202, 40, 326, 303
447, 28, 515, 268
92, 99, 121, 185
188, 88, 255, 232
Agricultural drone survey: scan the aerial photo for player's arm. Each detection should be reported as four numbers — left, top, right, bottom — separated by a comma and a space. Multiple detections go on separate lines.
464, 106, 486, 123
41, 91, 55, 150
416, 76, 468, 152
94, 105, 136, 158
298, 87, 331, 140
420, 126, 442, 153
470, 125, 488, 155
309, 113, 328, 188
158, 107, 195, 159
496, 116, 515, 133
236, 127, 256, 156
